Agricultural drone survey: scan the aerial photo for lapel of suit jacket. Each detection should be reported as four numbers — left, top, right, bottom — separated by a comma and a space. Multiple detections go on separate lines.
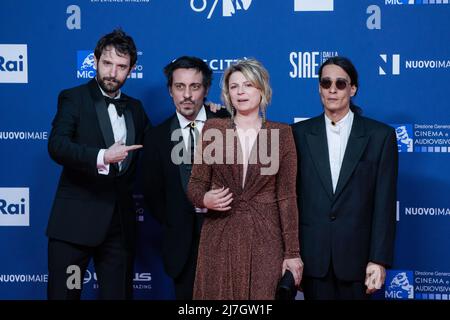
118, 105, 136, 174
173, 106, 227, 193
305, 116, 334, 201
90, 79, 137, 175
241, 120, 265, 191
90, 79, 115, 147
90, 80, 119, 172
169, 115, 191, 193
333, 114, 369, 200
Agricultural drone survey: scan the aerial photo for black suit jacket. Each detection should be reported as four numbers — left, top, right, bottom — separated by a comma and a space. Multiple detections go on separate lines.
47, 79, 151, 248
142, 106, 229, 278
292, 113, 398, 281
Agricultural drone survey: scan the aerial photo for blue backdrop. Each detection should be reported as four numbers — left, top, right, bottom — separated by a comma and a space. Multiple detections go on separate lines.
1, 0, 449, 300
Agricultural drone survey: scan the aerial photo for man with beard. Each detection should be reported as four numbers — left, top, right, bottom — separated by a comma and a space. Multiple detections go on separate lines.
143, 56, 229, 299
46, 29, 151, 299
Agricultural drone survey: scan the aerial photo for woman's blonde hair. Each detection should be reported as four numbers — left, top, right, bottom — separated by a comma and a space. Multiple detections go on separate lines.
221, 58, 272, 121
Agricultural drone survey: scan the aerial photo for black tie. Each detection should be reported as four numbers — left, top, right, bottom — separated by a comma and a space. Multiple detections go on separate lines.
188, 121, 199, 165
104, 96, 127, 117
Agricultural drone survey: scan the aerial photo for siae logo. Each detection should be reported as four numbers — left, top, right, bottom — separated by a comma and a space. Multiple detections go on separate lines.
379, 54, 400, 75
0, 188, 29, 226
0, 44, 28, 83
190, 0, 252, 19
289, 51, 338, 79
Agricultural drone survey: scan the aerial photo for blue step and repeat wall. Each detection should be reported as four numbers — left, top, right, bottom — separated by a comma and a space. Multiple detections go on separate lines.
1, 0, 449, 300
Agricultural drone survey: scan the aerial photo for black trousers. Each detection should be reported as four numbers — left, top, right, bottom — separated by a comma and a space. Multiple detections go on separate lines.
47, 206, 134, 300
173, 214, 202, 300
302, 263, 368, 300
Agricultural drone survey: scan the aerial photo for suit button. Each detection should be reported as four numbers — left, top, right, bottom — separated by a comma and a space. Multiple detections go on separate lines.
330, 216, 336, 221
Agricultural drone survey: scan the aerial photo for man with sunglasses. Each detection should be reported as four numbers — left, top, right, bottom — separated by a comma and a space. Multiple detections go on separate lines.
291, 56, 398, 300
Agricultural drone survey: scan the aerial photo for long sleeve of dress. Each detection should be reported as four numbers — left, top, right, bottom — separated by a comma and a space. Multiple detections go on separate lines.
277, 126, 300, 259
187, 120, 214, 208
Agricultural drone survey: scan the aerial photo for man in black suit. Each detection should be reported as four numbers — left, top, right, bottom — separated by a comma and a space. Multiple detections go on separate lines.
47, 29, 151, 299
292, 57, 398, 300
143, 56, 229, 299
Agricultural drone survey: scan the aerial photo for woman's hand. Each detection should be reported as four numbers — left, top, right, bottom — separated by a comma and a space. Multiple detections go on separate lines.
203, 187, 233, 211
282, 257, 304, 287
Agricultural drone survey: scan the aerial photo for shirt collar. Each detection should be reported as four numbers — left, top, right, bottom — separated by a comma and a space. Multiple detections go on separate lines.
176, 105, 207, 129
324, 109, 353, 128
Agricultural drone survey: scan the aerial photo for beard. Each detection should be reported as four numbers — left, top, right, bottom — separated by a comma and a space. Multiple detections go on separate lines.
97, 76, 125, 94
178, 99, 202, 118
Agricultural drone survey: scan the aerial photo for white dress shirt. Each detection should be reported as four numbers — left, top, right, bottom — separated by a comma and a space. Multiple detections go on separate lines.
176, 106, 208, 213
176, 105, 207, 151
97, 86, 127, 175
325, 110, 354, 192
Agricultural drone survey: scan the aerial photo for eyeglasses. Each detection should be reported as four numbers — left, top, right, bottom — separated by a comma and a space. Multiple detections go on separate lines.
319, 78, 350, 90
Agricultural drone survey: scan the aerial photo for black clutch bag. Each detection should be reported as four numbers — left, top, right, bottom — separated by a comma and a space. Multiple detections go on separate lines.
275, 270, 297, 300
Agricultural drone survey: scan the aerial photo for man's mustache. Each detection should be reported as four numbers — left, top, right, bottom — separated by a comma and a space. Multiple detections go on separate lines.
103, 77, 119, 83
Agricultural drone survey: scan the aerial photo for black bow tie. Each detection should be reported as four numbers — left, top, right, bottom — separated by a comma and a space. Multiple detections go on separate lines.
104, 96, 127, 117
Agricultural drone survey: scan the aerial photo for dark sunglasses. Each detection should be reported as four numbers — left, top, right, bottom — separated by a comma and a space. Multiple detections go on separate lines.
319, 78, 350, 90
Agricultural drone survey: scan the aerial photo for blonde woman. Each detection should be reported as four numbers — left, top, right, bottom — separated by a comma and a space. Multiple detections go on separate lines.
188, 58, 303, 299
